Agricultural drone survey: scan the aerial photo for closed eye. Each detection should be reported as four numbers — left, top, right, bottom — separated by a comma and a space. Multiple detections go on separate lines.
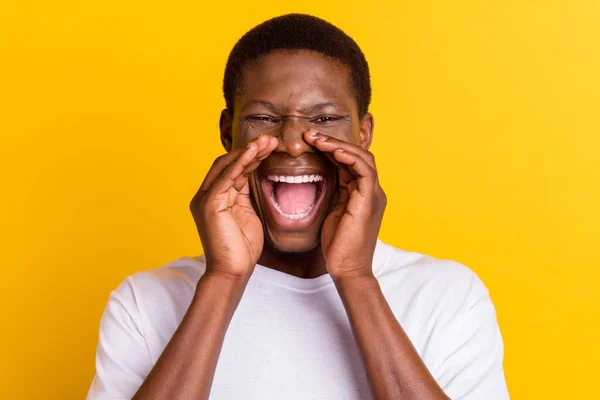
311, 115, 343, 124
246, 115, 281, 123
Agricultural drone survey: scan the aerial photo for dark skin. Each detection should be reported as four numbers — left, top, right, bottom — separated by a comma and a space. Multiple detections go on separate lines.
220, 49, 374, 278
132, 50, 449, 400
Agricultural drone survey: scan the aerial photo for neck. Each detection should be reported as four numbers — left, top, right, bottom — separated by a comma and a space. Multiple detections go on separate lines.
257, 244, 328, 279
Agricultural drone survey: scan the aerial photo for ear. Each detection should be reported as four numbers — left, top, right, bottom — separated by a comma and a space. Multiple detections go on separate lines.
359, 112, 374, 150
219, 109, 233, 152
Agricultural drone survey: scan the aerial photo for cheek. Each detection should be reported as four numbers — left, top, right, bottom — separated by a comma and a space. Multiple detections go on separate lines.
313, 115, 361, 144
320, 124, 361, 145
234, 124, 279, 149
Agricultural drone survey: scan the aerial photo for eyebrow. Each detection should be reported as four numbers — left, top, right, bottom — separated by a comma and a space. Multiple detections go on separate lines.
242, 100, 278, 113
306, 102, 344, 114
241, 100, 347, 114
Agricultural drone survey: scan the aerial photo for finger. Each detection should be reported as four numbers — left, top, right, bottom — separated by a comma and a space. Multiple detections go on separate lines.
303, 130, 371, 185
331, 148, 376, 195
254, 136, 278, 160
299, 130, 357, 184
231, 137, 278, 191
303, 131, 376, 169
240, 137, 278, 173
333, 148, 374, 178
208, 142, 261, 195
199, 150, 243, 193
253, 133, 274, 157
321, 151, 354, 185
215, 136, 279, 193
198, 135, 275, 193
234, 135, 277, 178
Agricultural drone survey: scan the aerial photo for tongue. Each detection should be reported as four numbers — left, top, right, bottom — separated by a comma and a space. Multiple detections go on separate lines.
275, 183, 317, 215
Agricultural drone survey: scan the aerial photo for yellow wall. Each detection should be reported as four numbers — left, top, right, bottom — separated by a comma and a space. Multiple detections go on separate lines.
1, 1, 598, 398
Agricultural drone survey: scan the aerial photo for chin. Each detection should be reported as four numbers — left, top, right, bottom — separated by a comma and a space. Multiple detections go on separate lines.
264, 230, 322, 254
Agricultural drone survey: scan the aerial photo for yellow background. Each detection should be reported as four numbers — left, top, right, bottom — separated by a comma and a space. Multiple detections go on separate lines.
1, 1, 598, 398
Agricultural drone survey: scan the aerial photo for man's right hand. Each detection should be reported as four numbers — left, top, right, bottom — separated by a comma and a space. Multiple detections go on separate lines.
190, 134, 278, 279
132, 135, 277, 400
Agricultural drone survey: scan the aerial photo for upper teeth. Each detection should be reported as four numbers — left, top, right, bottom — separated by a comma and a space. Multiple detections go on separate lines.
267, 175, 323, 183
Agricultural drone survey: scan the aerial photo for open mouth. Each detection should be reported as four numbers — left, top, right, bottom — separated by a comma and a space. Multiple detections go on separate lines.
261, 174, 327, 222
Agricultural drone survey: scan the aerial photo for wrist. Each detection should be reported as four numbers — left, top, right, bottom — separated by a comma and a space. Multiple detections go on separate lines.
333, 272, 383, 315
203, 266, 253, 284
331, 269, 378, 290
329, 262, 374, 283
195, 268, 250, 308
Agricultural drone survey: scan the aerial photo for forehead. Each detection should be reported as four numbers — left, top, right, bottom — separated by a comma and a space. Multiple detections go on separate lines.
236, 50, 357, 114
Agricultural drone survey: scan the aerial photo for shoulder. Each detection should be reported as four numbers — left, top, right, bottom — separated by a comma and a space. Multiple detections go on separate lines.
374, 243, 509, 398
374, 240, 502, 363
109, 257, 206, 323
374, 240, 492, 320
115, 256, 204, 293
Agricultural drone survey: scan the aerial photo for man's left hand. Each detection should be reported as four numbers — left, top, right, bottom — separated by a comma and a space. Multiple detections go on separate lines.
304, 130, 387, 281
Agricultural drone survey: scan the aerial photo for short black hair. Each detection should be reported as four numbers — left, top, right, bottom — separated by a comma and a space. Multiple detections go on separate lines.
223, 14, 371, 117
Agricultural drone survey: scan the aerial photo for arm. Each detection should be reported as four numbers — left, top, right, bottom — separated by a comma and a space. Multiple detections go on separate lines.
334, 274, 448, 400
303, 131, 448, 399
88, 135, 279, 400
133, 272, 247, 400
133, 135, 278, 399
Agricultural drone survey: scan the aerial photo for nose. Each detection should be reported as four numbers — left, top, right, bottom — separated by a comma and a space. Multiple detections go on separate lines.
275, 116, 313, 158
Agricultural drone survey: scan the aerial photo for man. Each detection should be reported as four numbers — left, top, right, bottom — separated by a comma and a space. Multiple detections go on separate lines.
88, 14, 509, 400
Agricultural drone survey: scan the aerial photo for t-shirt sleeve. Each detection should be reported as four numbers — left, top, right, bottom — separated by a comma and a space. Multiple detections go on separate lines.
87, 278, 152, 400
432, 273, 510, 400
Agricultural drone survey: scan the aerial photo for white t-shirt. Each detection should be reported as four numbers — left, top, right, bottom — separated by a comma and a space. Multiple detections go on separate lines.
87, 240, 510, 399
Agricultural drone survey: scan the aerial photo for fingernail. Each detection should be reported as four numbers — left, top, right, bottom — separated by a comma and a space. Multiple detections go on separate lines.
309, 130, 319, 137
336, 148, 344, 152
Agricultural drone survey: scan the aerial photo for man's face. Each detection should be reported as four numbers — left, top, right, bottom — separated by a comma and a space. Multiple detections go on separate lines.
222, 50, 372, 253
